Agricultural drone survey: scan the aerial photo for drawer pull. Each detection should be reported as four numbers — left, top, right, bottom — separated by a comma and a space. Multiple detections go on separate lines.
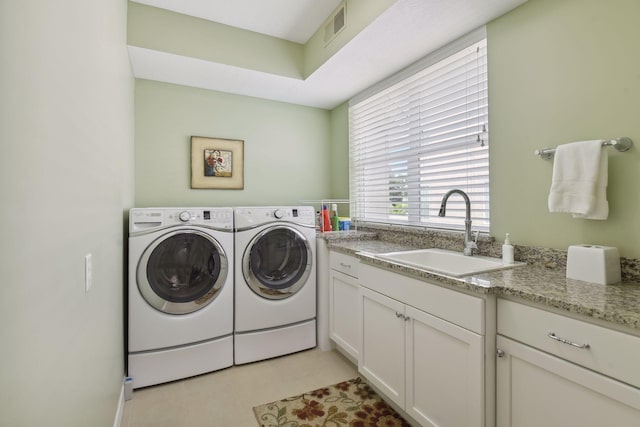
339, 262, 351, 268
547, 332, 591, 349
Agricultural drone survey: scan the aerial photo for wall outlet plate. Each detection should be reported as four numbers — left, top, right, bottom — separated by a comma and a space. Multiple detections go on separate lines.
85, 253, 92, 292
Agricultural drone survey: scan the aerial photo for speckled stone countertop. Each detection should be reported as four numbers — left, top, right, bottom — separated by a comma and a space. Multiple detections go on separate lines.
322, 231, 640, 332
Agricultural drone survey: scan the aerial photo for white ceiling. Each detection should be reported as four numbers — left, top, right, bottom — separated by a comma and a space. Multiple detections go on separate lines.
129, 0, 527, 109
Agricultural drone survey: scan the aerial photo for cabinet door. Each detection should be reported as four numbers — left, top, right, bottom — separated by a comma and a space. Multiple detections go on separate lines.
359, 287, 406, 408
496, 335, 640, 427
406, 305, 484, 427
329, 269, 360, 360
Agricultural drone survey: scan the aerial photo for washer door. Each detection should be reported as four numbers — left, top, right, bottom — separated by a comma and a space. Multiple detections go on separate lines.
137, 230, 228, 314
243, 226, 312, 300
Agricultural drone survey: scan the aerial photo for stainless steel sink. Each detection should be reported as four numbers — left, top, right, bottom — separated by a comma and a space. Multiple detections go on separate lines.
375, 248, 524, 277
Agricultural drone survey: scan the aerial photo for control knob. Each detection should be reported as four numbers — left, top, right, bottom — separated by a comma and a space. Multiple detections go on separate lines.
179, 211, 191, 222
274, 209, 285, 219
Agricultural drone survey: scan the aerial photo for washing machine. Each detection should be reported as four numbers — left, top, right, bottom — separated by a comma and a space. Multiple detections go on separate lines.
234, 206, 317, 364
128, 207, 234, 388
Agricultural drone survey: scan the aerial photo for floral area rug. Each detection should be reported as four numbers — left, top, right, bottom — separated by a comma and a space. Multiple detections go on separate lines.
253, 377, 412, 427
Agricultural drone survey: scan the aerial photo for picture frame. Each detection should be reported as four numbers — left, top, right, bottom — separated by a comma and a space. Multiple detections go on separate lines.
190, 136, 244, 189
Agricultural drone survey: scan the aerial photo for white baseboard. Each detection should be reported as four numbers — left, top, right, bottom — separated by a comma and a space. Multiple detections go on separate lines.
113, 378, 125, 427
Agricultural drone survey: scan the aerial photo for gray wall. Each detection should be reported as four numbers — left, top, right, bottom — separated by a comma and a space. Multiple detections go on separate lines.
134, 79, 332, 207
0, 1, 134, 426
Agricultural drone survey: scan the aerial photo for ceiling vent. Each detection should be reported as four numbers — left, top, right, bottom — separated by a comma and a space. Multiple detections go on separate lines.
324, 2, 346, 45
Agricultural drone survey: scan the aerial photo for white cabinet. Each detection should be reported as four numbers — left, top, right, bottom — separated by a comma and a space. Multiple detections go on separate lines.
329, 251, 361, 361
496, 300, 640, 427
359, 265, 486, 427
360, 287, 406, 406
405, 304, 483, 427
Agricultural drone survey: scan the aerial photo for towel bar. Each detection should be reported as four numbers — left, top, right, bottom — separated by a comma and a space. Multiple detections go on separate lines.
534, 137, 633, 160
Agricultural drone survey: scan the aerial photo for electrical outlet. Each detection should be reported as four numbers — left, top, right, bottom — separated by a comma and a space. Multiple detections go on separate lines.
85, 253, 92, 292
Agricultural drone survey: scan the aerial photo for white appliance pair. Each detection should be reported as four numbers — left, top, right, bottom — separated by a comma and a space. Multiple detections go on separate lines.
127, 206, 316, 389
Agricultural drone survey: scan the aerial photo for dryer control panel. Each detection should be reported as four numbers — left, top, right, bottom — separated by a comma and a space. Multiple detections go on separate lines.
130, 208, 233, 233
234, 206, 315, 228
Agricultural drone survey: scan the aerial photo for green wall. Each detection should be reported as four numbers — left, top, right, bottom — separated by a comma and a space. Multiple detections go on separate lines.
135, 80, 332, 206
329, 102, 350, 199
0, 0, 134, 425
128, 2, 304, 78
488, 0, 640, 257
132, 0, 640, 259
128, 0, 397, 81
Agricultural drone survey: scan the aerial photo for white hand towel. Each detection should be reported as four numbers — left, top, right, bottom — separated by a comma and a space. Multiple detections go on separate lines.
548, 140, 608, 220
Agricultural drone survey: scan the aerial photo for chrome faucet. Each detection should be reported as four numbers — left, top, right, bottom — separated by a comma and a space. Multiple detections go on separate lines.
438, 189, 477, 256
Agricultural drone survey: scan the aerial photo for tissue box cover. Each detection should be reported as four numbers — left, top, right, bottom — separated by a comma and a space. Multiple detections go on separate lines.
566, 245, 621, 285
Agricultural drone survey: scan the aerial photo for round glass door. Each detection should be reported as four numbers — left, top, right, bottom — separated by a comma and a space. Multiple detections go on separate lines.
137, 230, 228, 314
243, 226, 312, 300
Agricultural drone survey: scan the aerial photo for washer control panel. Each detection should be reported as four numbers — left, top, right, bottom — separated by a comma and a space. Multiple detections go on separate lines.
130, 207, 233, 233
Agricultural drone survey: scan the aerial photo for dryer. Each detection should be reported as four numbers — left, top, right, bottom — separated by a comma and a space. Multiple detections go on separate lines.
128, 207, 234, 388
234, 206, 316, 364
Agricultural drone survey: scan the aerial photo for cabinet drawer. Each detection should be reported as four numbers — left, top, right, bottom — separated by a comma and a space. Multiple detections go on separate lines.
498, 299, 640, 389
330, 251, 359, 278
497, 335, 640, 427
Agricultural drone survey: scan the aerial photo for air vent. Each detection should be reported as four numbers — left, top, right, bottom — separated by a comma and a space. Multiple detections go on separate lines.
324, 2, 346, 45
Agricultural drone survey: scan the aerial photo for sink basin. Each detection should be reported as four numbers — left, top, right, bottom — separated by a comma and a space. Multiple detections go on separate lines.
375, 248, 524, 277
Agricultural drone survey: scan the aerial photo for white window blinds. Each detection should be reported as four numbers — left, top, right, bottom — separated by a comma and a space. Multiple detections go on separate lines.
349, 32, 489, 232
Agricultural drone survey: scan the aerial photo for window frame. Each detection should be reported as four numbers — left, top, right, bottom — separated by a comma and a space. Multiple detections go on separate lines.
348, 28, 490, 232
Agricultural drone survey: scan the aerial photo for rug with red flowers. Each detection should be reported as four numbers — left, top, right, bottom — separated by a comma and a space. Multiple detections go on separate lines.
253, 377, 412, 427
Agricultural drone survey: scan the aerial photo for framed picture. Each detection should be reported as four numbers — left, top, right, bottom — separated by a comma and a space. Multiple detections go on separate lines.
191, 136, 244, 189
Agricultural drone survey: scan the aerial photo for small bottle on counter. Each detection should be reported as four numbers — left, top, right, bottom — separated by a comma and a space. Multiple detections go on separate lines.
321, 204, 332, 232
502, 233, 514, 264
330, 204, 339, 232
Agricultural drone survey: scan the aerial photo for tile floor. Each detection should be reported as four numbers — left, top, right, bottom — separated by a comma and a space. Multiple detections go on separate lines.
120, 348, 357, 427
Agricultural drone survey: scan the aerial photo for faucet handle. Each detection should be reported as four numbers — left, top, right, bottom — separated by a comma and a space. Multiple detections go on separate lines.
464, 232, 478, 256
466, 231, 479, 255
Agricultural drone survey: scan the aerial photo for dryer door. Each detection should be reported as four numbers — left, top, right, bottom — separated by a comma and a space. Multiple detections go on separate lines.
243, 225, 312, 300
137, 230, 228, 314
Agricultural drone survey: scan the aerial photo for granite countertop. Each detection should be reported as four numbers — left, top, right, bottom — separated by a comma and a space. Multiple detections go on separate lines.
324, 235, 640, 333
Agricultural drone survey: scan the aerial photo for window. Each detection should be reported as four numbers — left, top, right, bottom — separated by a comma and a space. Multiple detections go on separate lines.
349, 30, 489, 232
